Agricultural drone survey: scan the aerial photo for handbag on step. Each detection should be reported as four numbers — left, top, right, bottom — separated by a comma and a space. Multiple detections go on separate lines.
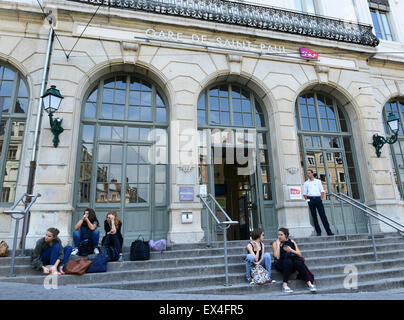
65, 258, 92, 275
0, 241, 8, 257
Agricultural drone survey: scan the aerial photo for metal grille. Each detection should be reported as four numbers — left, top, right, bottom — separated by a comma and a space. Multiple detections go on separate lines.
66, 0, 380, 47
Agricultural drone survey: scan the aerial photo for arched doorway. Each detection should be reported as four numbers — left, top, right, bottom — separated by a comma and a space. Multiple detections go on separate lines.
383, 98, 404, 199
197, 83, 277, 240
74, 73, 169, 244
295, 91, 368, 234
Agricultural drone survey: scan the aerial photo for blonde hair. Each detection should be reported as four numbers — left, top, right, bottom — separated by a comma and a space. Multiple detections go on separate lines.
106, 211, 121, 229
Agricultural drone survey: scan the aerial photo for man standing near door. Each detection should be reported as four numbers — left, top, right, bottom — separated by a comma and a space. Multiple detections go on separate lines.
303, 169, 334, 236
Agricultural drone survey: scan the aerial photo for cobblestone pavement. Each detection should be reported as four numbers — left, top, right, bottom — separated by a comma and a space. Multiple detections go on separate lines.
0, 282, 403, 300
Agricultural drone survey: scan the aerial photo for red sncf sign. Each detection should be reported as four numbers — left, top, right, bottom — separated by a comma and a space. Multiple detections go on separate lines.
300, 48, 319, 60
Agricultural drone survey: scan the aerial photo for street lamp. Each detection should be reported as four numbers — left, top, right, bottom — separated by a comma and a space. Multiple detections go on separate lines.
373, 112, 400, 158
41, 85, 64, 148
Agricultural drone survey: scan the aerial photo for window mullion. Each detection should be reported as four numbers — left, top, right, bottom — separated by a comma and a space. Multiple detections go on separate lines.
0, 119, 11, 202
314, 93, 322, 131
376, 10, 387, 40
229, 84, 234, 126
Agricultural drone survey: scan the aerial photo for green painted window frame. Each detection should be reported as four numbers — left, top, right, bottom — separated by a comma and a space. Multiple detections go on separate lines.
383, 98, 404, 199
0, 64, 29, 205
295, 91, 363, 200
197, 82, 275, 212
370, 8, 393, 41
74, 72, 169, 212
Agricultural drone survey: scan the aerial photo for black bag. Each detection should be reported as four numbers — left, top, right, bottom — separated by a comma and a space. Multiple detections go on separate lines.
105, 246, 119, 262
130, 236, 150, 261
78, 239, 94, 256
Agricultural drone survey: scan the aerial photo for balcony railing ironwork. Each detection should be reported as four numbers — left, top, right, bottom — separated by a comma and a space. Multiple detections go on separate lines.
67, 0, 379, 47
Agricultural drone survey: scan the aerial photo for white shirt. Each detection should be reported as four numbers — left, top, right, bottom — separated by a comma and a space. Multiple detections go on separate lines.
303, 178, 325, 197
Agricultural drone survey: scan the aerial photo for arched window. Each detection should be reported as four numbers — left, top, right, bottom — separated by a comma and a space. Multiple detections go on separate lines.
0, 64, 28, 203
295, 92, 360, 199
75, 74, 169, 241
383, 98, 404, 198
198, 84, 266, 128
198, 83, 271, 199
197, 83, 276, 239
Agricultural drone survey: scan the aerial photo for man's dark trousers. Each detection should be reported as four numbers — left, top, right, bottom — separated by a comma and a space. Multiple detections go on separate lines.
308, 196, 333, 235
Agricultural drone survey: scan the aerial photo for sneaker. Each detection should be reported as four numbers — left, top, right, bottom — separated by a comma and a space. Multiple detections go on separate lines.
269, 277, 276, 284
118, 255, 124, 262
93, 248, 99, 255
308, 284, 317, 293
249, 280, 255, 285
71, 248, 79, 256
282, 286, 294, 293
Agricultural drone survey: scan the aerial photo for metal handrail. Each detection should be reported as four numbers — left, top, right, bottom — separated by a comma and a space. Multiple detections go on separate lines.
198, 193, 239, 286
328, 192, 404, 261
3, 193, 41, 277
335, 193, 404, 231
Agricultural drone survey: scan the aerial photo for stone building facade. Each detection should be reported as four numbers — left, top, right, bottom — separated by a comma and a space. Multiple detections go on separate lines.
0, 0, 403, 248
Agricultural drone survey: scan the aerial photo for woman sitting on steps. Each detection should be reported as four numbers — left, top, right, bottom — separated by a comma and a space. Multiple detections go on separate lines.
31, 227, 72, 275
245, 228, 276, 284
272, 227, 317, 294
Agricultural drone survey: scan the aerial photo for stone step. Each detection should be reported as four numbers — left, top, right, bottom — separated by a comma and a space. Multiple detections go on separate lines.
75, 265, 404, 292
1, 245, 403, 279
160, 275, 404, 296
1, 233, 400, 266
2, 236, 401, 268
166, 233, 382, 250
3, 253, 404, 282
120, 240, 404, 260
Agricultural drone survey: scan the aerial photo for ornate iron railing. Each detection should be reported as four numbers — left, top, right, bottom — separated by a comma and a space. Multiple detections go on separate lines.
67, 0, 379, 47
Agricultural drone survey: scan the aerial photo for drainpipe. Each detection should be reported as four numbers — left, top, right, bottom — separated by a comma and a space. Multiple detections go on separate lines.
19, 18, 55, 249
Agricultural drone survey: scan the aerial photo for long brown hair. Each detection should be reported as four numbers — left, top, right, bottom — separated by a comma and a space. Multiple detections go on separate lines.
84, 208, 99, 227
106, 210, 121, 229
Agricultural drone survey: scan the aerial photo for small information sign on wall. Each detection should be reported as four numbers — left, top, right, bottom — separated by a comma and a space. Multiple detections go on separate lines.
179, 186, 194, 201
289, 186, 303, 200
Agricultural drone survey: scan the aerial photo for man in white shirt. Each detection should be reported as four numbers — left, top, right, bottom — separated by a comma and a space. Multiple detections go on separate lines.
303, 169, 334, 236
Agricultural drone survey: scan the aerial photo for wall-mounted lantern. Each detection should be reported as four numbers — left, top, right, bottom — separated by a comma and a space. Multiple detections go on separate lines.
41, 85, 64, 148
373, 112, 400, 158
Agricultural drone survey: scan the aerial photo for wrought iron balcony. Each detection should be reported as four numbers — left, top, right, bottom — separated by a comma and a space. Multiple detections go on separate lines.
67, 0, 380, 47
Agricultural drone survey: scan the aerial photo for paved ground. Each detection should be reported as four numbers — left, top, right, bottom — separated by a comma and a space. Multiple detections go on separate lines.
0, 282, 404, 300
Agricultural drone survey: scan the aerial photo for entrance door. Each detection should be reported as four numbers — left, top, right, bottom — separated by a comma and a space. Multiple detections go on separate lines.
212, 147, 261, 240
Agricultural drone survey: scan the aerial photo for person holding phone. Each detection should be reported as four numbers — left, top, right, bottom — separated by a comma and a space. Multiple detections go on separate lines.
245, 228, 276, 284
101, 210, 124, 262
303, 169, 334, 236
272, 228, 317, 293
71, 208, 100, 255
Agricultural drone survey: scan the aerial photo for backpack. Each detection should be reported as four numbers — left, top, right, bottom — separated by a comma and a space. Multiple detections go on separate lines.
0, 241, 8, 257
78, 239, 94, 256
130, 236, 150, 261
86, 247, 109, 273
250, 264, 271, 285
105, 246, 119, 262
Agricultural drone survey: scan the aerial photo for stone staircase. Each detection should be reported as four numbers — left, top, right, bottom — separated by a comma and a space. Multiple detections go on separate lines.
1, 232, 404, 296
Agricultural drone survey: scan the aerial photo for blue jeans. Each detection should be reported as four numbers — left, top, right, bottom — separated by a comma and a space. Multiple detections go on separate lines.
41, 244, 73, 267
73, 229, 99, 248
245, 252, 272, 281
103, 234, 122, 254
